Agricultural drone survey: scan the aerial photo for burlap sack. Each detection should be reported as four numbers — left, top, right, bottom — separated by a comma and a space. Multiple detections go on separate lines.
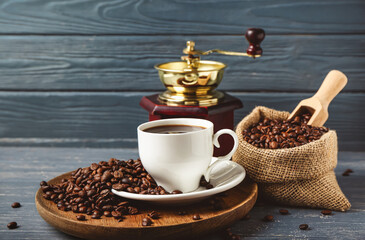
232, 106, 351, 211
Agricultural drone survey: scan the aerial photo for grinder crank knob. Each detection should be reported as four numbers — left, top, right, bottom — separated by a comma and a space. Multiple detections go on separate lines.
245, 28, 265, 57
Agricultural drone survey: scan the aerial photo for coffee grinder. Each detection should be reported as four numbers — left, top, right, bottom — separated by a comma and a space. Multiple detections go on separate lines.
140, 28, 265, 155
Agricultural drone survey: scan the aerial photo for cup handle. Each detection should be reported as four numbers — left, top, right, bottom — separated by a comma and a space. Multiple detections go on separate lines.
204, 129, 239, 182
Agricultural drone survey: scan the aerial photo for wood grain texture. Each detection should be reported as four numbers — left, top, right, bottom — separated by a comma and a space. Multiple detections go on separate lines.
35, 172, 257, 240
0, 0, 363, 34
0, 92, 363, 150
0, 35, 364, 91
0, 148, 364, 240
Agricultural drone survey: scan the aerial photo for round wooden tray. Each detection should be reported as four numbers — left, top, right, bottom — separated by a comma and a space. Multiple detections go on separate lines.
35, 172, 257, 240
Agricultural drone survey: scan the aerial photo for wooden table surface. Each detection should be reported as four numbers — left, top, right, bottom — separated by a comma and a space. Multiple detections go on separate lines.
0, 147, 364, 240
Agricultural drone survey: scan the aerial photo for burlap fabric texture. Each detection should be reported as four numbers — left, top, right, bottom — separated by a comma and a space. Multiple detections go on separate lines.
232, 106, 351, 211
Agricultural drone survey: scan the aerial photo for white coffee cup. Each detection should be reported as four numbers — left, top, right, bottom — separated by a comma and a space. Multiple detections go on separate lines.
137, 118, 238, 193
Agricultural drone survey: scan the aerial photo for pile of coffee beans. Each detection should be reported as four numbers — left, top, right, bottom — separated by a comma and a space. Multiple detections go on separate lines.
111, 159, 212, 195
41, 158, 214, 221
40, 158, 145, 220
242, 113, 329, 149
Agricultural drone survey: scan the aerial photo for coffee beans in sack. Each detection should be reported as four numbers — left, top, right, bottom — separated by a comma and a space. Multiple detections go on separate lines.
232, 106, 351, 211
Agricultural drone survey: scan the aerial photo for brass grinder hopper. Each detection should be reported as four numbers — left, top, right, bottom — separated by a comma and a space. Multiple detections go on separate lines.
155, 28, 265, 106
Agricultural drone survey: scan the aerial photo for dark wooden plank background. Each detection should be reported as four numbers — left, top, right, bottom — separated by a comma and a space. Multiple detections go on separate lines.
0, 0, 364, 34
0, 0, 363, 150
0, 92, 362, 151
0, 35, 364, 91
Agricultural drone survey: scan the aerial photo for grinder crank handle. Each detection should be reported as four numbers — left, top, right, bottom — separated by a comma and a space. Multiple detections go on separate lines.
183, 28, 265, 58
245, 28, 265, 57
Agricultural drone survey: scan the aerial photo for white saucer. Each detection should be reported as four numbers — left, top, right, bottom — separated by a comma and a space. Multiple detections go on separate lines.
112, 160, 246, 205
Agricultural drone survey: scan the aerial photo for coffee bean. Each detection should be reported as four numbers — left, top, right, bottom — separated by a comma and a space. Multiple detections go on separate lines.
269, 141, 279, 149
113, 170, 123, 179
78, 190, 86, 198
79, 206, 87, 213
293, 116, 301, 123
7, 222, 17, 229
101, 170, 113, 182
72, 205, 79, 213
172, 190, 183, 194
90, 163, 99, 170
279, 209, 289, 215
263, 215, 274, 221
192, 214, 201, 220
103, 211, 112, 217
141, 221, 149, 226
91, 214, 101, 219
40, 181, 48, 187
59, 206, 67, 211
199, 177, 208, 186
342, 168, 353, 176
111, 211, 122, 219
121, 178, 131, 185
299, 224, 309, 230
11, 202, 21, 208
321, 210, 332, 215
117, 201, 129, 207
128, 206, 139, 215
112, 183, 124, 191
100, 189, 110, 195
58, 193, 65, 200
86, 189, 96, 197
148, 211, 160, 219
76, 215, 86, 221
102, 205, 113, 211
142, 217, 152, 226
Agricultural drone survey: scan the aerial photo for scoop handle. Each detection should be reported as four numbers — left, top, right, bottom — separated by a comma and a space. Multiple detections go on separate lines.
313, 70, 348, 107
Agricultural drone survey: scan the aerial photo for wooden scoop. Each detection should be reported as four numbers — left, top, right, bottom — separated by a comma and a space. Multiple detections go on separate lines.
288, 70, 348, 127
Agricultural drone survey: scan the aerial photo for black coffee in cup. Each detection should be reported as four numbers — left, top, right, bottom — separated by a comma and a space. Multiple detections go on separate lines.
144, 124, 205, 134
